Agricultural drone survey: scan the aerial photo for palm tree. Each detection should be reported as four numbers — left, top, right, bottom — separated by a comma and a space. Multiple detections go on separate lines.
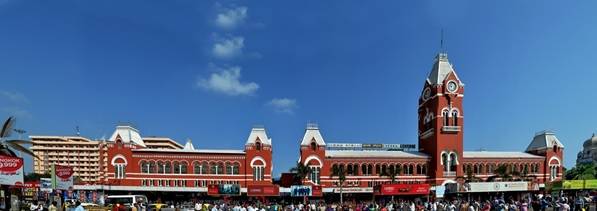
493, 164, 511, 181
330, 165, 347, 204
0, 116, 38, 159
381, 165, 401, 184
290, 162, 312, 185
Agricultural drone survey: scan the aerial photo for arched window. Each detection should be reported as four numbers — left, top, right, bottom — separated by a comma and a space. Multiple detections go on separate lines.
140, 161, 148, 173
113, 158, 126, 179
149, 161, 156, 174
452, 110, 458, 126
311, 142, 317, 151
375, 164, 381, 175
200, 162, 209, 174
255, 142, 262, 151
232, 163, 240, 175
164, 161, 171, 174
443, 110, 450, 126
226, 162, 233, 175
353, 164, 359, 175
210, 162, 218, 175
181, 162, 188, 174
194, 162, 202, 174
442, 153, 449, 172
157, 161, 164, 174
173, 161, 180, 174
449, 153, 457, 172
347, 164, 354, 176
216, 162, 224, 175
381, 164, 387, 175
362, 165, 368, 176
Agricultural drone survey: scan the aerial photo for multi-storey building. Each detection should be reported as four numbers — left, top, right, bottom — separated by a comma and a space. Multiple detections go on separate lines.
298, 53, 564, 194
30, 125, 186, 184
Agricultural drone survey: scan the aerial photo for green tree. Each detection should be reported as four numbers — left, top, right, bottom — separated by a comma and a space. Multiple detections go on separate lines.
290, 162, 312, 185
381, 165, 402, 184
330, 165, 347, 204
494, 164, 511, 181
566, 163, 597, 180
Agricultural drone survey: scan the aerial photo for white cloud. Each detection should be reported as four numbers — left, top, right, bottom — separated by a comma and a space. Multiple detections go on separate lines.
0, 90, 31, 118
197, 66, 259, 96
215, 6, 248, 30
266, 98, 298, 114
212, 36, 244, 59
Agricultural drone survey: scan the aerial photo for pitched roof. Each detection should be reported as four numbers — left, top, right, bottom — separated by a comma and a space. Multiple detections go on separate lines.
300, 123, 326, 146
463, 151, 543, 159
109, 125, 146, 147
246, 127, 271, 145
325, 150, 429, 158
426, 53, 462, 85
526, 130, 565, 152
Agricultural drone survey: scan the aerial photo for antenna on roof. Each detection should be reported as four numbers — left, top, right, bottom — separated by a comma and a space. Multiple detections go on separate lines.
440, 29, 447, 53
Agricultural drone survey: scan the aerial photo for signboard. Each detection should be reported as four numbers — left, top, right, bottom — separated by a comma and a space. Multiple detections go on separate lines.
375, 184, 430, 195
52, 164, 74, 190
333, 187, 373, 193
207, 185, 219, 195
562, 180, 584, 190
435, 186, 446, 198
247, 185, 280, 196
40, 178, 52, 192
312, 185, 322, 196
459, 182, 529, 193
584, 180, 597, 189
290, 185, 312, 197
0, 155, 24, 186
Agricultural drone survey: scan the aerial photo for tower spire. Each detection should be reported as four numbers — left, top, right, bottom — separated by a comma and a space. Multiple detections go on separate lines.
440, 29, 446, 53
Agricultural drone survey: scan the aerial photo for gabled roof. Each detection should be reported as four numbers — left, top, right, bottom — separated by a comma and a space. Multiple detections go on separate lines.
246, 127, 271, 145
300, 123, 326, 146
183, 139, 195, 150
526, 130, 565, 152
109, 125, 146, 147
426, 53, 462, 85
326, 150, 429, 158
463, 151, 544, 159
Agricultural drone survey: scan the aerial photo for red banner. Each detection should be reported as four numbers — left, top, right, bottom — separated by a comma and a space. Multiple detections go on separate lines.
247, 185, 279, 196
0, 155, 24, 173
55, 165, 74, 180
312, 185, 323, 197
207, 184, 219, 195
375, 184, 430, 196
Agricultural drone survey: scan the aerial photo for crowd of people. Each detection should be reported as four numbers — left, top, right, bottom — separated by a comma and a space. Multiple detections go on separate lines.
139, 193, 595, 211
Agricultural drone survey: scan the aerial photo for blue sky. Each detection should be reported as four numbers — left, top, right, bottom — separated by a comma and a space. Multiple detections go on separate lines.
0, 1, 596, 174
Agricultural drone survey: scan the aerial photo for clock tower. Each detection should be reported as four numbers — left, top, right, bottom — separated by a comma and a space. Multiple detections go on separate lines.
418, 53, 464, 184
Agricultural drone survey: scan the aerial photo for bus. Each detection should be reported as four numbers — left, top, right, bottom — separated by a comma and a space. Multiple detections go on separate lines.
106, 195, 148, 210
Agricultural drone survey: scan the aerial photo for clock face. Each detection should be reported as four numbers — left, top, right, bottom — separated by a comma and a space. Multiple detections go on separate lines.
447, 81, 458, 93
423, 88, 431, 100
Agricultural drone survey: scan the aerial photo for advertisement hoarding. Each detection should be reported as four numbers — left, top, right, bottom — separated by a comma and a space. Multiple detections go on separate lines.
52, 164, 74, 190
290, 185, 312, 197
459, 182, 529, 193
247, 185, 280, 196
562, 180, 584, 190
584, 180, 597, 189
40, 178, 52, 192
374, 184, 430, 195
0, 155, 24, 186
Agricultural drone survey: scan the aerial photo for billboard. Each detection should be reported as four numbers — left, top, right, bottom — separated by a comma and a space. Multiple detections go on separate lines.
459, 182, 529, 193
207, 184, 240, 195
247, 185, 280, 196
40, 178, 52, 192
585, 180, 597, 189
374, 184, 430, 196
52, 164, 74, 190
290, 185, 312, 197
0, 155, 24, 186
563, 180, 584, 190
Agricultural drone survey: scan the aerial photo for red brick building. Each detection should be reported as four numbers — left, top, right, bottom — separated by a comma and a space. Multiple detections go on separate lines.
102, 125, 274, 193
298, 53, 564, 194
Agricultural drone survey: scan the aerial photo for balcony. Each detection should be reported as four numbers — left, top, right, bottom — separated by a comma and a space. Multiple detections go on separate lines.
443, 171, 456, 177
441, 126, 461, 133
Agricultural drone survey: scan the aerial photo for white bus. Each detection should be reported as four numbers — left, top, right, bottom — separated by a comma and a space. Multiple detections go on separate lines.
106, 195, 148, 209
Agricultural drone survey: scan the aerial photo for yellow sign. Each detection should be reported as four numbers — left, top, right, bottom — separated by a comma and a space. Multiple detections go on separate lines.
584, 180, 597, 189
563, 180, 584, 189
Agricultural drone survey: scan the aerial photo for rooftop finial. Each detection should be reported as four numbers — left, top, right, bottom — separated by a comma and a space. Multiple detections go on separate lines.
440, 29, 444, 52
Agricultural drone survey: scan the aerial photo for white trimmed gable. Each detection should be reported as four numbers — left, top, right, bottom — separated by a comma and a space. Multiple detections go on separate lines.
526, 130, 565, 152
246, 127, 271, 145
300, 124, 326, 146
109, 125, 146, 147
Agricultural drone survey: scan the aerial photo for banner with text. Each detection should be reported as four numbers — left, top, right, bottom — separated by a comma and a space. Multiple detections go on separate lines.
374, 184, 430, 195
52, 164, 74, 190
459, 182, 530, 193
0, 155, 24, 186
247, 185, 280, 196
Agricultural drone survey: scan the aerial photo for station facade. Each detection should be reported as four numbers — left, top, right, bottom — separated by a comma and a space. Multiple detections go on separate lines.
32, 52, 565, 197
